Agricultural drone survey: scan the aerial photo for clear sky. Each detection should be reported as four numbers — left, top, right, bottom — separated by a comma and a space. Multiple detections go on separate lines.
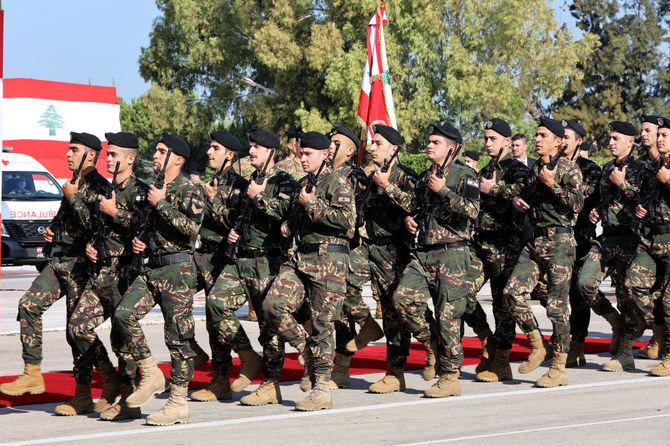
2, 0, 160, 100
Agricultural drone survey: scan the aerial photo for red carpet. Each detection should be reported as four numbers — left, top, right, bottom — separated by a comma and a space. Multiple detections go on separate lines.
0, 335, 646, 407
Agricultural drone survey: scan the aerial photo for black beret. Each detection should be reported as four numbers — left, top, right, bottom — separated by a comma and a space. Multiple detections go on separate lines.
210, 131, 241, 152
372, 124, 404, 147
536, 116, 564, 138
561, 119, 587, 138
159, 132, 190, 157
464, 150, 480, 161
70, 132, 102, 151
484, 118, 511, 137
329, 126, 360, 148
658, 117, 670, 129
608, 121, 637, 136
299, 131, 331, 150
579, 142, 593, 153
641, 115, 661, 125
287, 128, 301, 140
248, 128, 280, 149
105, 131, 139, 149
428, 121, 462, 144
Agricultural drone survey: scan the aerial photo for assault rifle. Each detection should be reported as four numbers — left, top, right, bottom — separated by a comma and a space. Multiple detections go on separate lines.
356, 148, 399, 228
87, 162, 120, 279
209, 157, 231, 187
43, 155, 88, 258
632, 155, 670, 233
474, 147, 503, 230
597, 153, 632, 227
128, 150, 172, 274
408, 144, 460, 250
224, 148, 276, 261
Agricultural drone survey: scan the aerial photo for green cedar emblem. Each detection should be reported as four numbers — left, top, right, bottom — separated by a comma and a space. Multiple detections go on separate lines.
37, 105, 65, 136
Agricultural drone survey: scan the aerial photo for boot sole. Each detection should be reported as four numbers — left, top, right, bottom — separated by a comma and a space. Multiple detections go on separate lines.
100, 413, 142, 421
190, 393, 232, 402
536, 380, 568, 388
54, 407, 94, 416
368, 387, 405, 394
0, 385, 46, 396
146, 417, 191, 426
476, 374, 512, 383
240, 398, 280, 406
295, 403, 333, 411
424, 390, 461, 398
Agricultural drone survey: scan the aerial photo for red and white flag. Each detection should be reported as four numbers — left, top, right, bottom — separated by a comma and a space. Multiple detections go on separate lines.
357, 2, 397, 142
1, 78, 121, 181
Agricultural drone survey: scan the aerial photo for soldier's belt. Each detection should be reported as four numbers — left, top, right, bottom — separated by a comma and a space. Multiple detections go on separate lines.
533, 226, 572, 238
416, 240, 468, 252
602, 226, 635, 237
364, 236, 402, 246
649, 224, 670, 235
238, 247, 282, 258
475, 229, 514, 239
299, 244, 350, 254
145, 252, 192, 268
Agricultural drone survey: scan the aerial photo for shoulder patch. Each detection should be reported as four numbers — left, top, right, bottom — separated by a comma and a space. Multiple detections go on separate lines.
337, 195, 352, 204
464, 177, 480, 200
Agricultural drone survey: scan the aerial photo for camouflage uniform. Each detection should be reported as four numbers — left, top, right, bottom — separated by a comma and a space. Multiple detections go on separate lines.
275, 156, 303, 181
114, 173, 204, 386
463, 153, 529, 350
69, 174, 147, 385
503, 157, 584, 353
393, 161, 480, 372
235, 156, 256, 179
577, 157, 644, 338
263, 166, 355, 379
207, 166, 295, 379
17, 169, 110, 385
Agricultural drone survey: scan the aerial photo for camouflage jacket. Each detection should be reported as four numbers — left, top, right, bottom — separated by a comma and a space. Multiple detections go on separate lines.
148, 173, 205, 256
574, 156, 602, 237
637, 156, 670, 227
477, 152, 529, 233
234, 156, 256, 179
295, 165, 356, 246
413, 161, 480, 244
526, 157, 584, 228
596, 156, 642, 229
248, 166, 296, 249
201, 168, 248, 251
275, 156, 303, 181
362, 162, 417, 240
60, 168, 112, 249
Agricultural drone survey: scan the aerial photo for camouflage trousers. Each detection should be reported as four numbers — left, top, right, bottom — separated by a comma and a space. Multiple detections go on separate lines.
393, 245, 470, 373
576, 232, 638, 339
194, 250, 227, 296
504, 231, 576, 353
462, 234, 522, 350
69, 258, 137, 385
624, 233, 670, 334
263, 248, 348, 379
17, 256, 96, 384
114, 260, 197, 386
207, 253, 283, 379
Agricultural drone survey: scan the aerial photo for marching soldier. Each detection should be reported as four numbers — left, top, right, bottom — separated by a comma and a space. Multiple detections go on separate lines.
393, 121, 479, 398
505, 116, 584, 387
113, 133, 204, 425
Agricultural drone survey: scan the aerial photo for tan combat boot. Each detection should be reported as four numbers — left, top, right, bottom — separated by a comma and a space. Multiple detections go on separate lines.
190, 374, 232, 401
566, 339, 586, 368
369, 366, 405, 393
0, 364, 45, 396
476, 348, 513, 382
638, 324, 665, 359
519, 330, 548, 374
126, 355, 168, 408
474, 329, 495, 374
423, 339, 438, 381
100, 383, 141, 421
603, 310, 623, 355
536, 351, 568, 387
650, 353, 670, 376
424, 371, 461, 398
94, 361, 120, 412
329, 354, 352, 390
54, 383, 94, 416
248, 302, 258, 322
345, 315, 384, 352
601, 338, 635, 372
240, 378, 282, 405
189, 340, 210, 368
146, 384, 190, 426
296, 375, 333, 411
231, 349, 263, 392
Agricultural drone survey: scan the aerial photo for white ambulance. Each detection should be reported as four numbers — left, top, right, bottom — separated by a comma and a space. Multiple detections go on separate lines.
1, 150, 63, 270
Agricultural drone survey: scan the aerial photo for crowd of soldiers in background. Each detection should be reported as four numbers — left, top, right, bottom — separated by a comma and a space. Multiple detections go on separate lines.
1, 113, 670, 427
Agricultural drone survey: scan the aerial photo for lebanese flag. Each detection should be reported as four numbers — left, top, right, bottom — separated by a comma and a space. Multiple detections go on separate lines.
2, 78, 121, 181
357, 3, 397, 142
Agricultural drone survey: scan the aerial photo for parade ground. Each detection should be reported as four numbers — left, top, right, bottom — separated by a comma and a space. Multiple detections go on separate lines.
1, 265, 668, 445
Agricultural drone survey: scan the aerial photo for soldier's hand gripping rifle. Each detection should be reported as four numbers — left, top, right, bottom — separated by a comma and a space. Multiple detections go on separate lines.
87, 161, 120, 279
281, 157, 328, 256
128, 150, 172, 274
224, 148, 276, 262
356, 147, 399, 228
43, 155, 88, 258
